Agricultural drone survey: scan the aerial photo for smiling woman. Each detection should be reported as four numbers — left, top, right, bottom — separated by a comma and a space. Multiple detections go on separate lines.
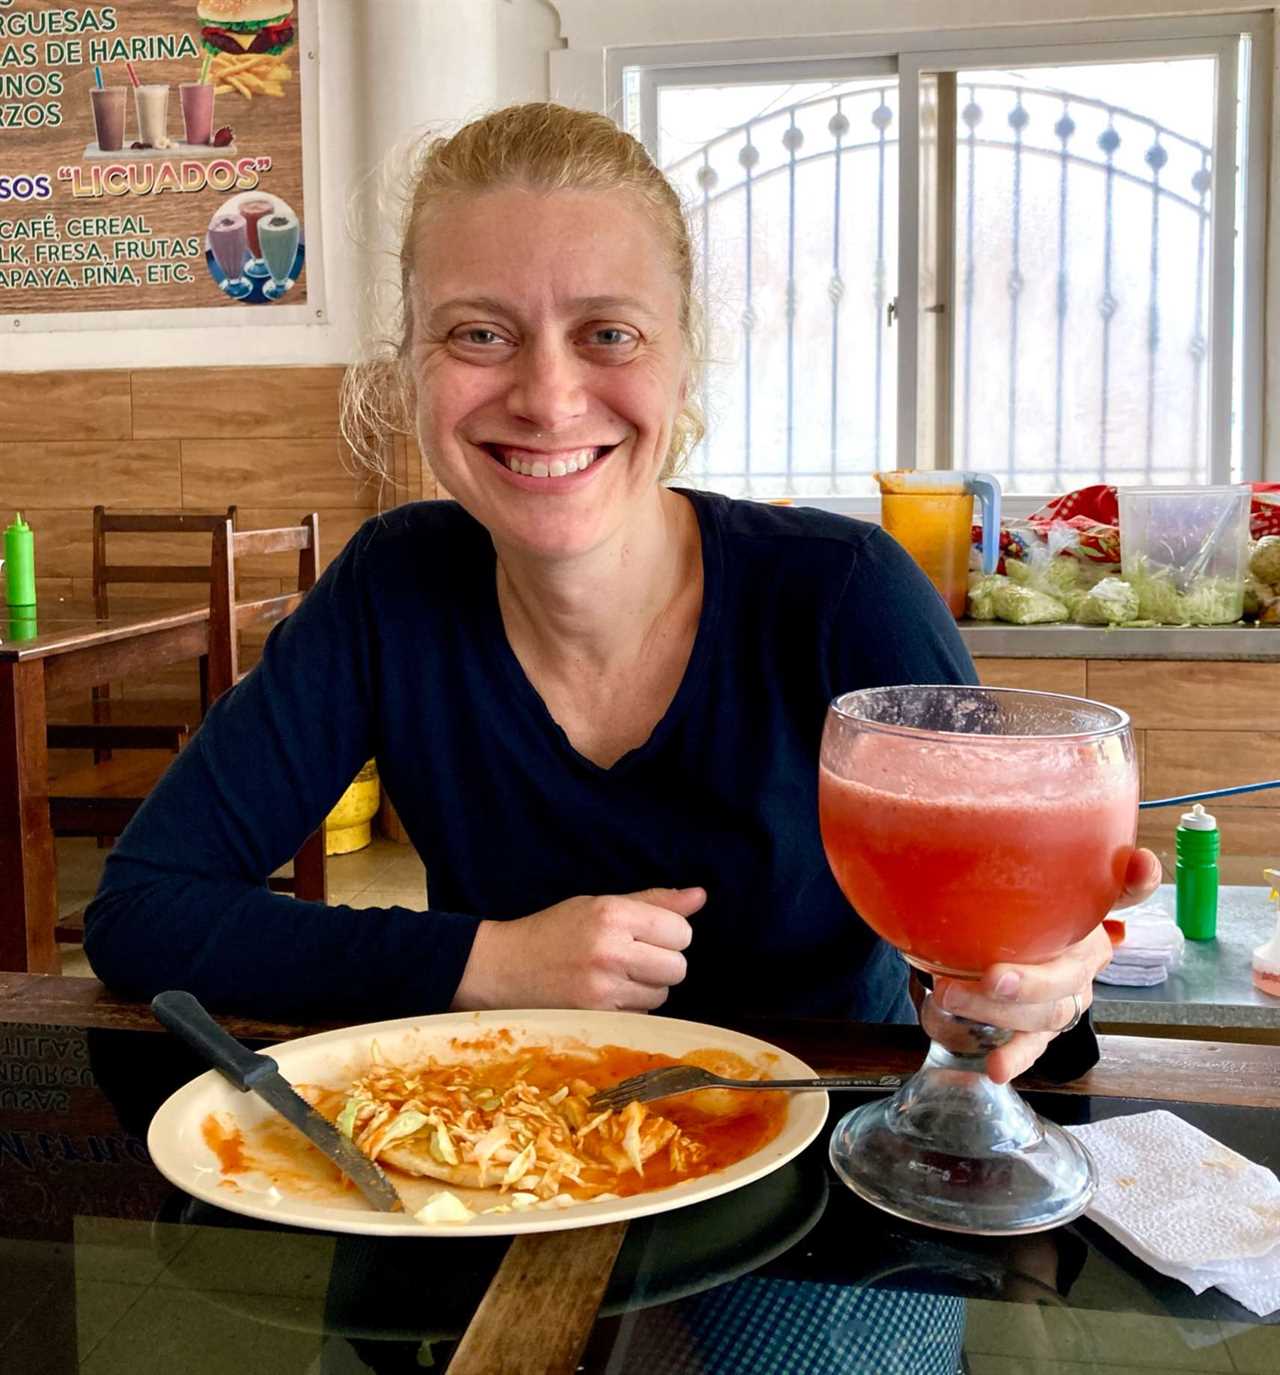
83, 104, 1158, 1089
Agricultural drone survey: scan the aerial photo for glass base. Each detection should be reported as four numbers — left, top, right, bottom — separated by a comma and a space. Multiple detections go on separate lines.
220, 277, 252, 300
829, 1039, 1097, 1236
263, 277, 293, 300
245, 257, 271, 279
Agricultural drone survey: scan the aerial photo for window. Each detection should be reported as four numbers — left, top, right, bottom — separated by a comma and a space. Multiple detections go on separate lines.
622, 16, 1267, 506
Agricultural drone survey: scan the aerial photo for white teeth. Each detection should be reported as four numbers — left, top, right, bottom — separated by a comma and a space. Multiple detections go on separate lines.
496, 446, 605, 478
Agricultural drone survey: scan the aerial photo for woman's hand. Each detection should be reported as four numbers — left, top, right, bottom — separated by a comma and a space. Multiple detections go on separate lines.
451, 886, 705, 1012
934, 847, 1163, 1083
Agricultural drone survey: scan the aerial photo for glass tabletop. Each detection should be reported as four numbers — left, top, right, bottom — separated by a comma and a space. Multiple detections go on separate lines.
2, 1021, 1276, 1375
0, 597, 208, 654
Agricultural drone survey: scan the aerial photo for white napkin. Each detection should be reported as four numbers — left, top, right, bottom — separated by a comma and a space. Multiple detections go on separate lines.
1095, 902, 1185, 987
1068, 1110, 1280, 1315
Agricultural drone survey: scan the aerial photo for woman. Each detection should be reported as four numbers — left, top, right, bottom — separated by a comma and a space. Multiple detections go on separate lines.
84, 103, 1159, 1086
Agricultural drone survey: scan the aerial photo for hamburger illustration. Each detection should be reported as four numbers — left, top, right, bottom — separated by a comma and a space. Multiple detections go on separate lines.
197, 0, 296, 56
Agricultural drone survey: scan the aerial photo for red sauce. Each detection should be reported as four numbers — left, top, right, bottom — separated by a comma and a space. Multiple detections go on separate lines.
201, 1113, 247, 1173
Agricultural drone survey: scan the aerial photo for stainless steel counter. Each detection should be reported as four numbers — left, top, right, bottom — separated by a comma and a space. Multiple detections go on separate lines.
1092, 884, 1280, 1032
961, 622, 1280, 660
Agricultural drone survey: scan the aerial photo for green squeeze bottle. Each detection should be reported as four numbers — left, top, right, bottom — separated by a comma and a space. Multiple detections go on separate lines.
3, 513, 35, 608
1175, 803, 1219, 941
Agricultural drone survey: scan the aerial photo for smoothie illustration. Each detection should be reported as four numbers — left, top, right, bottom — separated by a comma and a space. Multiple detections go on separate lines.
180, 81, 214, 145
259, 209, 300, 299
238, 197, 276, 279
89, 86, 126, 152
208, 212, 251, 299
133, 83, 171, 148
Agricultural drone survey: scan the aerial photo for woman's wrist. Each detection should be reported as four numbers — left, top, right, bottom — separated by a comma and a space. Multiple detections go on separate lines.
450, 919, 502, 1010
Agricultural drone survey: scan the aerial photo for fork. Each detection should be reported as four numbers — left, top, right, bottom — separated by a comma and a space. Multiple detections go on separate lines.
586, 1065, 903, 1113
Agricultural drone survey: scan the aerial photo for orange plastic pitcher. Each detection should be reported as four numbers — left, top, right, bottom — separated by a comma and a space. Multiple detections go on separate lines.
875, 471, 1002, 618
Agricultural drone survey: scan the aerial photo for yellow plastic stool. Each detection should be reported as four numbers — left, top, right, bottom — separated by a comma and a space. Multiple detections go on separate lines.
325, 760, 380, 855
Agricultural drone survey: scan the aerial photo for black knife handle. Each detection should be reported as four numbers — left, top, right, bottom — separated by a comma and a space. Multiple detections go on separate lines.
151, 990, 277, 1091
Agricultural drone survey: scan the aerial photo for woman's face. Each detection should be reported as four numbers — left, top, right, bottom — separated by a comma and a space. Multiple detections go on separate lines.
409, 186, 687, 562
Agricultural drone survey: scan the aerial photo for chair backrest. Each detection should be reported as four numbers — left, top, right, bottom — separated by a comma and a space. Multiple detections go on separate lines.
208, 514, 320, 702
92, 505, 238, 618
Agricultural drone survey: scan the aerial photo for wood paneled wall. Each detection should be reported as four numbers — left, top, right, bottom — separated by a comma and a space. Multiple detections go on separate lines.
0, 365, 439, 698
978, 658, 1279, 885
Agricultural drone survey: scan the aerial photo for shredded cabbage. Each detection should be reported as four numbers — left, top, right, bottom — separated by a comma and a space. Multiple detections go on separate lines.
966, 573, 1003, 620
991, 581, 1070, 625
1073, 577, 1140, 626
1124, 556, 1244, 625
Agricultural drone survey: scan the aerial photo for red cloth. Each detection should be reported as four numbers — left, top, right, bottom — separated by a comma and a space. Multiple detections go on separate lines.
1029, 483, 1280, 554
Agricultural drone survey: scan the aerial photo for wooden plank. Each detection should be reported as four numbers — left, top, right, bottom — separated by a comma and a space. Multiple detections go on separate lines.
0, 372, 132, 441
975, 658, 1087, 696
43, 621, 208, 697
235, 508, 372, 576
1145, 731, 1280, 808
132, 367, 346, 439
0, 447, 182, 523
182, 441, 376, 509
26, 508, 232, 584
1088, 660, 1280, 730
448, 1224, 628, 1375
0, 661, 58, 973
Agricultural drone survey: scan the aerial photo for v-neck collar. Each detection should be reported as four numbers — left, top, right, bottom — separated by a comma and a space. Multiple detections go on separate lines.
478, 488, 724, 778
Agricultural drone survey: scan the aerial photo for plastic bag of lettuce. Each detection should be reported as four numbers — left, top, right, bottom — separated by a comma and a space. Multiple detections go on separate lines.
1125, 556, 1244, 625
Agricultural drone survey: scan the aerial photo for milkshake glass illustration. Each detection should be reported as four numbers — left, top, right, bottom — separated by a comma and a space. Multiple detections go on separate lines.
133, 83, 170, 147
238, 197, 276, 279
180, 82, 214, 145
90, 86, 126, 152
259, 209, 300, 300
208, 212, 251, 299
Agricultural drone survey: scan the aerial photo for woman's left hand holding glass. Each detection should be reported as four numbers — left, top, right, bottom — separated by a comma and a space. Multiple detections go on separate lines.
934, 847, 1163, 1083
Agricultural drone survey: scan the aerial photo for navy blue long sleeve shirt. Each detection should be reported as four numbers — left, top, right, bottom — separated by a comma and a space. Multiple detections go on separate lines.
85, 490, 1004, 1030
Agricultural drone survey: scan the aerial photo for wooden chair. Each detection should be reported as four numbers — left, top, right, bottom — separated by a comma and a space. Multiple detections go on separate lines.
47, 505, 237, 756
208, 514, 327, 903
50, 513, 327, 938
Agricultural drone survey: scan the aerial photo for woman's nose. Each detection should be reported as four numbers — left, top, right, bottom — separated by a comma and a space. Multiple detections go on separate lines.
505, 338, 588, 431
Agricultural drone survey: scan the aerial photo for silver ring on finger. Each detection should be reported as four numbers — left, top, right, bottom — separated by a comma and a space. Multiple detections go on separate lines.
1059, 991, 1085, 1034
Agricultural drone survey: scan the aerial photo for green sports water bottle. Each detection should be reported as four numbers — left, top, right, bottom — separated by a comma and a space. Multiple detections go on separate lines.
1175, 803, 1219, 941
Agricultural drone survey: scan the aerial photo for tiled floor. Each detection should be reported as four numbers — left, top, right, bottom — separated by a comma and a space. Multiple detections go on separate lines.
56, 835, 427, 978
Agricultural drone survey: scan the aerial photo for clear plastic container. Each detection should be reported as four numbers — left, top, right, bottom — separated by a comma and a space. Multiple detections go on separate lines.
1118, 485, 1251, 624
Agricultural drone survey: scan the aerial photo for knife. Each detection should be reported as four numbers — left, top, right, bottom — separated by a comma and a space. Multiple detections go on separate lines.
151, 990, 402, 1213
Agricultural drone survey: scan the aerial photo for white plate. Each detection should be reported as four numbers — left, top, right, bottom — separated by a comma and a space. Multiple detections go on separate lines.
147, 1008, 828, 1238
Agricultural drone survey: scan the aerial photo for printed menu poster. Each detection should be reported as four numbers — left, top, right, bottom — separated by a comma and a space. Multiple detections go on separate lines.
1, 0, 311, 318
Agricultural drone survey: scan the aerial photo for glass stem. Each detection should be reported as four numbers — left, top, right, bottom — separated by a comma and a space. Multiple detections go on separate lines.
891, 988, 1043, 1154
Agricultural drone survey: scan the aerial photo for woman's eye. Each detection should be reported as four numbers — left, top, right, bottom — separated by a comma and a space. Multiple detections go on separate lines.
587, 327, 636, 348
453, 328, 508, 347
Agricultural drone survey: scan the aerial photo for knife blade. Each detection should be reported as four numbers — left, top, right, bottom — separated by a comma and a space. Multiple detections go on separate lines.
152, 990, 402, 1213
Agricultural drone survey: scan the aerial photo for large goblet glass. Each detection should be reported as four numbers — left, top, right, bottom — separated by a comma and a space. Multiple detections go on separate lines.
820, 685, 1137, 1234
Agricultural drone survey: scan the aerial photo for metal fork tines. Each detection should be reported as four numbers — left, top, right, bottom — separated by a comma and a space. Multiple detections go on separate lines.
586, 1065, 903, 1113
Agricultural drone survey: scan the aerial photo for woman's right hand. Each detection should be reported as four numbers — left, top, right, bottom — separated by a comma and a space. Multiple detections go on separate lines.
450, 887, 705, 1012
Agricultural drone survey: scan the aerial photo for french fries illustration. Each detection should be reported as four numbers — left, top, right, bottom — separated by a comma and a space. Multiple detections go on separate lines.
210, 51, 293, 99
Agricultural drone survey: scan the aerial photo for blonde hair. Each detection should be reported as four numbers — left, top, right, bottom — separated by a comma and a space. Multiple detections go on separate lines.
341, 102, 706, 485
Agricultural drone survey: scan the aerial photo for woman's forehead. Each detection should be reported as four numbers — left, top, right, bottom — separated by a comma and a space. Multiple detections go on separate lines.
413, 186, 680, 308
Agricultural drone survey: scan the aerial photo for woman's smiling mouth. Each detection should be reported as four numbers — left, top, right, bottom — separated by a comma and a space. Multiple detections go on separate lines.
482, 443, 618, 478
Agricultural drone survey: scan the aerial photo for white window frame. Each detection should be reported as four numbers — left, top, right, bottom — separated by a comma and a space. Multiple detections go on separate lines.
553, 10, 1271, 516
